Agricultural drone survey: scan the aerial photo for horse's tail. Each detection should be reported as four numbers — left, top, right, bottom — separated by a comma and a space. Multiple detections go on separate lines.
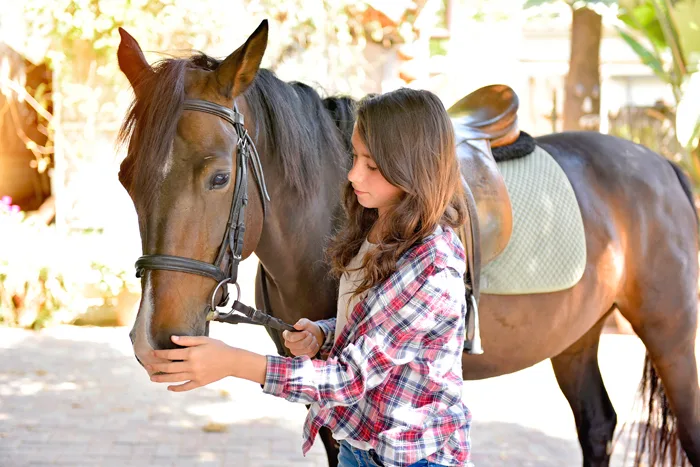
668, 159, 698, 227
635, 354, 688, 466
321, 96, 356, 153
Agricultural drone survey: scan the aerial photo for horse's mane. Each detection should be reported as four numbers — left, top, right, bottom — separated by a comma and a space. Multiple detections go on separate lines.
319, 94, 357, 153
117, 53, 351, 209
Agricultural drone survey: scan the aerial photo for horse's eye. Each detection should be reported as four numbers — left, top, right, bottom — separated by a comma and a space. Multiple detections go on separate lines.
211, 173, 230, 188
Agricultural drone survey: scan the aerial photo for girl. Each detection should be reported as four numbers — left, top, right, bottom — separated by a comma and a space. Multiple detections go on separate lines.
148, 88, 473, 467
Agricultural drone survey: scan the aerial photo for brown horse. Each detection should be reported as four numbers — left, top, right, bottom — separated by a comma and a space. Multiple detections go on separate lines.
116, 21, 699, 467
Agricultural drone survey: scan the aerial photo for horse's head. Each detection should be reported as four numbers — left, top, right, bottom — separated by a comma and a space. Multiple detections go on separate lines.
116, 21, 269, 366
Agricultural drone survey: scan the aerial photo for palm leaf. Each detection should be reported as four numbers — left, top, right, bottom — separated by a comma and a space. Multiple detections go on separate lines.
617, 28, 670, 81
618, 2, 668, 49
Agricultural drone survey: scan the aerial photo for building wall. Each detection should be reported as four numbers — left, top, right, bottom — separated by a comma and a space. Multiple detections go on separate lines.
518, 15, 673, 136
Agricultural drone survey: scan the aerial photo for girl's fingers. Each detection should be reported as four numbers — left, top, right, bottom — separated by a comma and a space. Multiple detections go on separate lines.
170, 335, 209, 346
150, 372, 192, 383
152, 348, 189, 361
293, 318, 312, 331
283, 329, 309, 343
168, 380, 200, 392
287, 333, 318, 357
147, 361, 188, 375
289, 332, 314, 349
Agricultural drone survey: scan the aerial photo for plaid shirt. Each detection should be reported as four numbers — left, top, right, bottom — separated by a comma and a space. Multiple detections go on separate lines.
263, 225, 471, 467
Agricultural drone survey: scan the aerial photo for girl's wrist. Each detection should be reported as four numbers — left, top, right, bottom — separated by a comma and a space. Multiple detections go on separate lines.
229, 347, 268, 385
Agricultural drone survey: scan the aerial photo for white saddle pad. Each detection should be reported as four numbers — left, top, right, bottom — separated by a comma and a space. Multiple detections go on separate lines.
481, 145, 587, 295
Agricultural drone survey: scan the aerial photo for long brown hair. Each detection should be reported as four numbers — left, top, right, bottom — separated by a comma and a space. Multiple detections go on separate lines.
326, 88, 467, 300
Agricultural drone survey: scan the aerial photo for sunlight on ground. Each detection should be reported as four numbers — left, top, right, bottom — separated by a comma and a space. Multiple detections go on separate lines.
1, 322, 695, 466
1, 252, 697, 466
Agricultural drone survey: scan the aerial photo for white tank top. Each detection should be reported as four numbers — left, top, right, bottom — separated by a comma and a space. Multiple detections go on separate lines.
334, 238, 375, 344
334, 238, 377, 450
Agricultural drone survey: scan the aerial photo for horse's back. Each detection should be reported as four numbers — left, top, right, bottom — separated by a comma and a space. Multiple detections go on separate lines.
534, 131, 697, 289
535, 132, 693, 216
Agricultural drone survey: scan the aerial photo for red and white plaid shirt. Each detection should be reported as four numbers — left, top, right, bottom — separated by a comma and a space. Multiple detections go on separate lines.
263, 225, 472, 467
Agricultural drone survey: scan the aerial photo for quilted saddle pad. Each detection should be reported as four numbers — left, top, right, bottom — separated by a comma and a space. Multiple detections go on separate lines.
481, 145, 586, 295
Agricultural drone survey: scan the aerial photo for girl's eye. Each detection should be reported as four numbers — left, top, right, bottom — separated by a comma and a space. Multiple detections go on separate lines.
367, 165, 378, 171
211, 173, 230, 188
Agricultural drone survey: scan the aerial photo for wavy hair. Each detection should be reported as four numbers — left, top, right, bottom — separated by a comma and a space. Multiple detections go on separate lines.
326, 88, 467, 301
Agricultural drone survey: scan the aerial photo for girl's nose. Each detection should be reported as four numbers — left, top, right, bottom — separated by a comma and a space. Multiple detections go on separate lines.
348, 163, 360, 183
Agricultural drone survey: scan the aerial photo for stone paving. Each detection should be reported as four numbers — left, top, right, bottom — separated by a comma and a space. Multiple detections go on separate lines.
0, 258, 694, 466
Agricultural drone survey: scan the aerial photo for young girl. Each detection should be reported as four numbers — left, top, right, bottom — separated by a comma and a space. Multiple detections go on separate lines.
148, 88, 473, 467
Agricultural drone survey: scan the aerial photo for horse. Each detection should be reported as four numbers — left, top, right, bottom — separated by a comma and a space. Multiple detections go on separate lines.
115, 20, 699, 467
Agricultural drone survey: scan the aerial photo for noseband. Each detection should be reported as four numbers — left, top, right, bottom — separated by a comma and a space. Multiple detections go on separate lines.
134, 99, 296, 332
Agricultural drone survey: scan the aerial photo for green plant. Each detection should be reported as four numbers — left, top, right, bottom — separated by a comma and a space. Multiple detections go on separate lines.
617, 0, 700, 190
0, 196, 139, 329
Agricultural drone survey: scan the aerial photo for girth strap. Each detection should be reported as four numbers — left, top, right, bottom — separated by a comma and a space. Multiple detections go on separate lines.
462, 180, 484, 354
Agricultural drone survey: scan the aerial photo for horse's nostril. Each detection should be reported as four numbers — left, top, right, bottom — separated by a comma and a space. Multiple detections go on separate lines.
153, 333, 180, 351
152, 329, 194, 351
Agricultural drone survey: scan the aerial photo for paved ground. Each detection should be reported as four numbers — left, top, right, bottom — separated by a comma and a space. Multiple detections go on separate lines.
0, 323, 674, 466
0, 258, 695, 466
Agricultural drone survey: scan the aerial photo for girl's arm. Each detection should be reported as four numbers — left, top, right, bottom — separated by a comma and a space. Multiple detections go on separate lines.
263, 265, 463, 407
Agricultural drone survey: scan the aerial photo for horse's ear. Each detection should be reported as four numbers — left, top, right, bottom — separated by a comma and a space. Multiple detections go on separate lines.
212, 20, 268, 99
117, 27, 153, 91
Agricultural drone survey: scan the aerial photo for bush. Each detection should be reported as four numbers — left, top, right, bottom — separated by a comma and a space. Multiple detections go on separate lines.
0, 196, 140, 329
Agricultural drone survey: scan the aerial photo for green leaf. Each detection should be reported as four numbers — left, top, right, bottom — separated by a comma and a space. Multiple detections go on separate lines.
617, 28, 670, 81
668, 0, 700, 59
618, 2, 667, 48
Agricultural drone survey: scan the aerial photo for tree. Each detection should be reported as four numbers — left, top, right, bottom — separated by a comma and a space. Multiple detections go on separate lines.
525, 0, 617, 131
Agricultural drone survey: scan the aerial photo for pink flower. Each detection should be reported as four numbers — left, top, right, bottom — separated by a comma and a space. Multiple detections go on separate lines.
1, 196, 11, 206
10, 205, 20, 214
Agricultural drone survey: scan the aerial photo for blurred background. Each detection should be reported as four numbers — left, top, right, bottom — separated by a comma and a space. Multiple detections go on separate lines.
1, 0, 698, 330
0, 1, 698, 466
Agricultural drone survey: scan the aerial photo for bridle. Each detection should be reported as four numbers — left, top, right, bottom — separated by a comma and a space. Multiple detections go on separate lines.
134, 98, 296, 333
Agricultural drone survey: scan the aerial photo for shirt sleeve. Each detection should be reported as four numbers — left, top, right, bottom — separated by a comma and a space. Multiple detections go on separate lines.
263, 264, 456, 406
314, 317, 336, 356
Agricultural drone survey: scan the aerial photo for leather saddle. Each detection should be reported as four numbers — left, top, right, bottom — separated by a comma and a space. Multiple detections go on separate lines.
448, 84, 520, 353
449, 84, 519, 267
448, 84, 520, 148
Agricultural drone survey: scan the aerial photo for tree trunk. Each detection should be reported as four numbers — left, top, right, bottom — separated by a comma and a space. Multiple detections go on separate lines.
563, 6, 602, 131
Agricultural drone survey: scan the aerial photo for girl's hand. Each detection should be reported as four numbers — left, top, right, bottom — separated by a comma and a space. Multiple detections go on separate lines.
283, 318, 324, 357
148, 336, 266, 391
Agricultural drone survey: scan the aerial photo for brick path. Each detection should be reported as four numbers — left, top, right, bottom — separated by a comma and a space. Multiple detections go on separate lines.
0, 258, 692, 466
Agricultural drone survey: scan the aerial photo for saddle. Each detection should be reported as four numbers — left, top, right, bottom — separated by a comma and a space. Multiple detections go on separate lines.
448, 84, 521, 354
448, 84, 520, 148
450, 84, 519, 267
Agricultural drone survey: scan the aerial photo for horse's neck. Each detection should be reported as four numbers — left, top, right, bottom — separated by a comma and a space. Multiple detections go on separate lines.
255, 163, 345, 324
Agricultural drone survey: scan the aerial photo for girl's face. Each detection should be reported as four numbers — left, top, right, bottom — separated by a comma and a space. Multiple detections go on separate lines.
348, 126, 403, 217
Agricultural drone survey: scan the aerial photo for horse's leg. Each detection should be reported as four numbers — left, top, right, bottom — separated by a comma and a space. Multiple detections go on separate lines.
618, 292, 699, 466
318, 426, 339, 467
551, 311, 617, 467
256, 271, 340, 467
614, 168, 700, 465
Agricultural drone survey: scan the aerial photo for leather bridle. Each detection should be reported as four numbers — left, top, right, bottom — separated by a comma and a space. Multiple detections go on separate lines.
134, 98, 296, 333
